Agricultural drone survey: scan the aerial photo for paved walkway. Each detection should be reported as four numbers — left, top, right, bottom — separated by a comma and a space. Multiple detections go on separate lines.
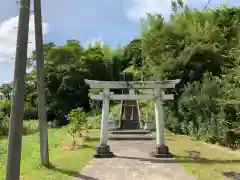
75, 140, 195, 180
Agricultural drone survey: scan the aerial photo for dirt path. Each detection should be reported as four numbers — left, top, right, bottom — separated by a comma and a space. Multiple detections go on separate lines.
75, 140, 195, 180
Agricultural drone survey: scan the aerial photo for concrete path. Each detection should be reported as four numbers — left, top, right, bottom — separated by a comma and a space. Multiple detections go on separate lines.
75, 140, 195, 180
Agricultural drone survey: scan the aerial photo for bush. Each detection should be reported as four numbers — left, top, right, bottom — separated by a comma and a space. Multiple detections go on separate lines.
164, 72, 240, 148
0, 117, 39, 136
67, 108, 88, 145
87, 114, 101, 129
22, 120, 39, 135
0, 99, 10, 116
23, 107, 38, 120
0, 115, 9, 135
110, 104, 121, 120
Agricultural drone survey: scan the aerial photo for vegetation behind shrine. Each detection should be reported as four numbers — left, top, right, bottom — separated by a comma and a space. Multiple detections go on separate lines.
1, 2, 240, 149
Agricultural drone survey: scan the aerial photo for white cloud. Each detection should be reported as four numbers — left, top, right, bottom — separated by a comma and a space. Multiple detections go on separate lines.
0, 14, 49, 62
126, 0, 188, 22
0, 15, 49, 84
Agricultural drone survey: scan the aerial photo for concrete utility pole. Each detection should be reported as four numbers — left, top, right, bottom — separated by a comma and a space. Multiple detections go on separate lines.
5, 0, 30, 179
34, 0, 49, 166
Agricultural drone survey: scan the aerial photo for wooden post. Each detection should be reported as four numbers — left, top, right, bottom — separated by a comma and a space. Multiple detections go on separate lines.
5, 0, 30, 179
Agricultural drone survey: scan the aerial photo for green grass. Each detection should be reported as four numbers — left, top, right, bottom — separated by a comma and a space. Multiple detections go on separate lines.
1, 119, 240, 180
0, 127, 99, 180
166, 131, 240, 180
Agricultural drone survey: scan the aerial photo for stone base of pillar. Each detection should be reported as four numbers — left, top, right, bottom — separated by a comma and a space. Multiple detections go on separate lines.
94, 145, 115, 158
150, 145, 173, 158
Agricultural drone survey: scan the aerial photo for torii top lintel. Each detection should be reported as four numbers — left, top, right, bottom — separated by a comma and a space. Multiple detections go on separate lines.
84, 79, 180, 89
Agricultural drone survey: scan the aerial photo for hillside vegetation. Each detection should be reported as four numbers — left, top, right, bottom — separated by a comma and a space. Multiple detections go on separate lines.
1, 2, 240, 150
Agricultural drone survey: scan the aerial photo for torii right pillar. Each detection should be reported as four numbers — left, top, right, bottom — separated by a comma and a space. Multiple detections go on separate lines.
151, 88, 173, 158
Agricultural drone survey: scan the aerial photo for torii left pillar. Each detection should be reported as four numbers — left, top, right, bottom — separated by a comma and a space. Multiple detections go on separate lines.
151, 89, 173, 158
94, 88, 114, 158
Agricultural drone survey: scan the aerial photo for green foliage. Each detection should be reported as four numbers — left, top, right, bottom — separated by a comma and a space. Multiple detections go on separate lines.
67, 108, 87, 145
110, 104, 121, 120
41, 41, 126, 125
2, 4, 240, 149
0, 116, 39, 136
87, 99, 102, 129
0, 99, 10, 116
22, 120, 40, 135
140, 5, 240, 148
0, 40, 127, 126
0, 115, 9, 135
123, 66, 142, 80
139, 100, 154, 121
92, 114, 102, 129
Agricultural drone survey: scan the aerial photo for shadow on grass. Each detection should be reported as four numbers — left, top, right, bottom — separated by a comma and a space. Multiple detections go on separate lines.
83, 136, 100, 142
223, 171, 240, 180
115, 155, 240, 164
75, 144, 96, 150
48, 165, 100, 180
61, 144, 96, 151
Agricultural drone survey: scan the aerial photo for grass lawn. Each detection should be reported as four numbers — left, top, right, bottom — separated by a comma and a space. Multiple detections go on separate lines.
0, 127, 99, 180
165, 131, 240, 180
1, 124, 240, 180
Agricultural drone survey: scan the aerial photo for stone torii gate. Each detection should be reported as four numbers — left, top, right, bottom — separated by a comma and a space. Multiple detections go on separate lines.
85, 79, 180, 158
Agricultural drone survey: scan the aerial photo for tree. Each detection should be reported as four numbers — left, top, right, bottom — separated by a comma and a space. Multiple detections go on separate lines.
67, 108, 87, 146
140, 5, 240, 147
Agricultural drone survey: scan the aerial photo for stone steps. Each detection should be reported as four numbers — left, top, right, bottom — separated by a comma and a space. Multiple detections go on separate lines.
109, 129, 154, 141
120, 119, 140, 129
109, 134, 155, 141
110, 129, 151, 135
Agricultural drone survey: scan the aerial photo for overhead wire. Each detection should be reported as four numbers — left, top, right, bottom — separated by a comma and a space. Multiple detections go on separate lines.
202, 0, 212, 12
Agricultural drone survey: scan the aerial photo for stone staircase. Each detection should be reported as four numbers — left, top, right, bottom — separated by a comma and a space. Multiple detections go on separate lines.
109, 72, 155, 141
120, 119, 140, 129
109, 129, 154, 141
120, 100, 141, 129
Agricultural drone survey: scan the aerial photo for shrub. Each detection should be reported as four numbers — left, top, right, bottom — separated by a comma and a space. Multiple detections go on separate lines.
0, 99, 10, 116
67, 108, 88, 146
23, 107, 38, 120
0, 115, 9, 135
87, 114, 101, 129
22, 120, 39, 135
0, 117, 39, 136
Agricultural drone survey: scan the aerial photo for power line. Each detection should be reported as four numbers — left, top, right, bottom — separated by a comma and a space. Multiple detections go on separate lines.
198, 0, 212, 18
202, 0, 212, 12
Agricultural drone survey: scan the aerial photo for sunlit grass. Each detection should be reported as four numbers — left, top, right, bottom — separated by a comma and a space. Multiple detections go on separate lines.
166, 131, 240, 180
0, 128, 99, 180
1, 121, 239, 180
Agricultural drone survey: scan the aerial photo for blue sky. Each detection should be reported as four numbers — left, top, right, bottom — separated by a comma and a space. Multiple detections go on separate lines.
0, 0, 238, 84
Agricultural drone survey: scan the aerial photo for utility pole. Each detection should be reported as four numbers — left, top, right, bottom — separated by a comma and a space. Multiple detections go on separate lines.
5, 0, 30, 179
34, 0, 49, 166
